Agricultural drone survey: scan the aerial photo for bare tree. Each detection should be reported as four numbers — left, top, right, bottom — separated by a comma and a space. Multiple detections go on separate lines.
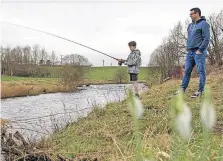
17, 46, 23, 64
149, 10, 223, 82
2, 47, 14, 76
1, 46, 6, 75
149, 38, 183, 80
23, 45, 31, 64
62, 54, 92, 66
169, 21, 187, 65
1, 45, 93, 78
51, 51, 56, 65
33, 44, 40, 65
75, 54, 92, 66
39, 48, 46, 65
46, 60, 52, 66
207, 10, 223, 66
60, 54, 91, 88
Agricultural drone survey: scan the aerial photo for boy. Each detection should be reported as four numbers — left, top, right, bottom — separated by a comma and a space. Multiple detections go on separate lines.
119, 41, 141, 97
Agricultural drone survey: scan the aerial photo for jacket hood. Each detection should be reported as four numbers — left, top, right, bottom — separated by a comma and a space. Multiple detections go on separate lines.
133, 49, 141, 56
192, 16, 206, 23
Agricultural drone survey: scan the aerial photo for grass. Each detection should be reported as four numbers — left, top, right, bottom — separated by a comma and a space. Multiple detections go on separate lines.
1, 67, 151, 82
87, 67, 150, 81
1, 75, 58, 82
1, 80, 72, 98
1, 74, 70, 98
48, 70, 223, 161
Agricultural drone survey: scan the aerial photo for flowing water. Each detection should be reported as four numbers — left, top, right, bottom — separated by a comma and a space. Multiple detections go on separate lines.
1, 84, 147, 138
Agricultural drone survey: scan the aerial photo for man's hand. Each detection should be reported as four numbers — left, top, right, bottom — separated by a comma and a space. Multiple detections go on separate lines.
196, 50, 202, 54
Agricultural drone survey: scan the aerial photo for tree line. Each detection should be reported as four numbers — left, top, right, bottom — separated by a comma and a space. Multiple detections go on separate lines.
0, 45, 92, 77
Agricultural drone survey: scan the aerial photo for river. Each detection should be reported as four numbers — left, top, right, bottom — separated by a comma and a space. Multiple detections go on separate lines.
1, 84, 147, 139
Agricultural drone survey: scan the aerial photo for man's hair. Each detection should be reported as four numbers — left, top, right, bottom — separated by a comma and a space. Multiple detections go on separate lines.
190, 8, 201, 16
128, 41, 137, 47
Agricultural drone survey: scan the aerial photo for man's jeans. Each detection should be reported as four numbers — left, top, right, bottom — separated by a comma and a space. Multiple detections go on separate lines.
181, 50, 207, 92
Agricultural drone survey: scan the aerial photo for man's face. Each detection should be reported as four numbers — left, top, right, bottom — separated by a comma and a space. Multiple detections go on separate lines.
190, 10, 199, 21
129, 46, 135, 51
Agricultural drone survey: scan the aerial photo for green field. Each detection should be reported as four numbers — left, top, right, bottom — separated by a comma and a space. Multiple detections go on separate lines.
1, 75, 57, 82
1, 66, 151, 82
87, 66, 150, 81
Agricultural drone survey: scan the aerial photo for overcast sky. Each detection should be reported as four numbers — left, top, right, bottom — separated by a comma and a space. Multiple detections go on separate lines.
1, 0, 223, 66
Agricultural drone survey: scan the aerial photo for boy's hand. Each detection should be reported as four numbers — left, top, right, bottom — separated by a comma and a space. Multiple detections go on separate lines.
116, 59, 125, 63
117, 59, 126, 66
120, 59, 126, 63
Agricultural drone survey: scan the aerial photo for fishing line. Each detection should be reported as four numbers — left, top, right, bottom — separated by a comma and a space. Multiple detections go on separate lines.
1, 21, 121, 61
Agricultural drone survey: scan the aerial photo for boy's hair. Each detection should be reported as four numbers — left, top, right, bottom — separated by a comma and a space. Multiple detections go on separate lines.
190, 7, 201, 16
128, 41, 137, 47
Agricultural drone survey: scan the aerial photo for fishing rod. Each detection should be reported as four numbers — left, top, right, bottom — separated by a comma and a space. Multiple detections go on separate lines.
1, 21, 124, 63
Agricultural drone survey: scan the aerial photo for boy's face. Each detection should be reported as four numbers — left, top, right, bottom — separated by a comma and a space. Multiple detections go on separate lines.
129, 46, 136, 51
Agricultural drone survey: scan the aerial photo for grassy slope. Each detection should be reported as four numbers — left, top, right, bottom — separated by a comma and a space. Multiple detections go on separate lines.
50, 72, 223, 161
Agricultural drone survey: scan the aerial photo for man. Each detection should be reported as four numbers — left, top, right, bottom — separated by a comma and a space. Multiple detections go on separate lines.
178, 8, 210, 98
119, 41, 141, 97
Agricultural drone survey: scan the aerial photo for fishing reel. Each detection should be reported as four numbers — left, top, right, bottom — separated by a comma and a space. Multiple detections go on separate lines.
118, 59, 125, 66
118, 61, 123, 66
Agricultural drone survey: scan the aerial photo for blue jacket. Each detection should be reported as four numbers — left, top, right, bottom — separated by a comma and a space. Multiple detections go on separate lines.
187, 16, 210, 52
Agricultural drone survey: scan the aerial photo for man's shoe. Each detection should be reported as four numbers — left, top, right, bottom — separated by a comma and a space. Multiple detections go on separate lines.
191, 91, 203, 98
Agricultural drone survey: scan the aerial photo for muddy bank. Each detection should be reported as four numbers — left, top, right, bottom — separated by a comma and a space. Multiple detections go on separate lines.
1, 128, 96, 161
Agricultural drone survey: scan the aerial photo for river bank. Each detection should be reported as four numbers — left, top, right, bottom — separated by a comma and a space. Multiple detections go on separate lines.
1, 77, 136, 99
48, 72, 223, 160
1, 83, 147, 160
